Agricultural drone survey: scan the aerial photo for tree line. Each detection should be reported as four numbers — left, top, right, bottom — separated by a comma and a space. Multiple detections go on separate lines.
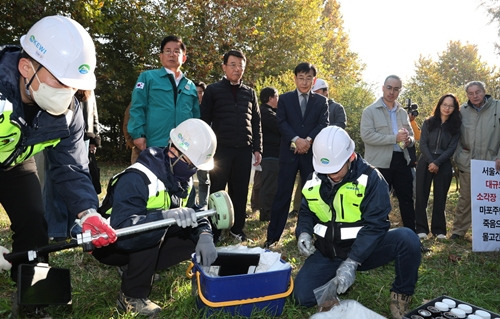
1, 0, 499, 161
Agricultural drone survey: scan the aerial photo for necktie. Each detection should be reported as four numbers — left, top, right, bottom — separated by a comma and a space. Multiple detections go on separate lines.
167, 73, 178, 104
300, 93, 308, 116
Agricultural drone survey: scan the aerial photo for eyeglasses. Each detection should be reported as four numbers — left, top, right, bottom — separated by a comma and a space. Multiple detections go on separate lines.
163, 49, 182, 56
226, 63, 245, 70
467, 90, 484, 97
179, 154, 196, 169
384, 85, 401, 93
330, 160, 349, 176
441, 104, 455, 110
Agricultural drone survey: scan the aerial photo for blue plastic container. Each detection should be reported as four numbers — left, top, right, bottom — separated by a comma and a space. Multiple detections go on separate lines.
190, 254, 293, 317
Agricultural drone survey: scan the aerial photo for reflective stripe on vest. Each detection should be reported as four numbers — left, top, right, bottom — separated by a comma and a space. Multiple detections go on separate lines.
104, 163, 171, 216
0, 98, 61, 166
127, 162, 172, 210
302, 172, 368, 223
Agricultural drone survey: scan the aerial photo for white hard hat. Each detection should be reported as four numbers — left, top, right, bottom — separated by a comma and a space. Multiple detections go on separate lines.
20, 15, 96, 90
313, 126, 355, 174
312, 78, 328, 92
170, 119, 217, 170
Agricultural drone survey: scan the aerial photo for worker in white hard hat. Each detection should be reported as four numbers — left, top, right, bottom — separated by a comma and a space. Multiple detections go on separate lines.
293, 126, 421, 319
0, 15, 116, 317
92, 118, 218, 316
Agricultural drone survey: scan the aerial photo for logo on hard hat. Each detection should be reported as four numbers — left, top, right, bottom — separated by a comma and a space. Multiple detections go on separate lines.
78, 64, 91, 75
320, 158, 330, 165
176, 133, 190, 150
29, 35, 47, 55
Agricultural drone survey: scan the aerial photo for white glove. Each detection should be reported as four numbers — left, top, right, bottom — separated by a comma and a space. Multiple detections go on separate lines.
0, 246, 12, 272
332, 258, 359, 294
298, 232, 316, 256
163, 207, 198, 228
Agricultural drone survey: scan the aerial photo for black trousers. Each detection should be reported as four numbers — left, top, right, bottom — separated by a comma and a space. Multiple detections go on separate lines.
378, 152, 416, 231
267, 152, 313, 243
258, 158, 279, 221
209, 145, 252, 234
0, 158, 49, 281
93, 233, 195, 298
415, 158, 453, 236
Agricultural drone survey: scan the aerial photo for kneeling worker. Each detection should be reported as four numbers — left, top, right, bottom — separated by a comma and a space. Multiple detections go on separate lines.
93, 118, 218, 316
293, 126, 421, 319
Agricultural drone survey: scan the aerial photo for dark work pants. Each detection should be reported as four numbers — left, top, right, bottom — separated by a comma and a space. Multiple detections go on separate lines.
378, 152, 416, 231
209, 145, 252, 234
294, 228, 421, 307
250, 170, 262, 211
266, 152, 313, 243
258, 158, 279, 221
0, 158, 49, 281
415, 158, 453, 236
93, 234, 195, 298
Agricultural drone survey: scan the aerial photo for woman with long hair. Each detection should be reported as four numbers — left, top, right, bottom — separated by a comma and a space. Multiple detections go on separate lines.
415, 94, 462, 239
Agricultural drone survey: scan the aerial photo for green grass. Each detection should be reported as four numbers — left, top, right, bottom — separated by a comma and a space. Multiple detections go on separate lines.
0, 162, 499, 318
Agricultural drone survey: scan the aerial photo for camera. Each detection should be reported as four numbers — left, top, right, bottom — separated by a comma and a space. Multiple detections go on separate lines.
405, 98, 419, 117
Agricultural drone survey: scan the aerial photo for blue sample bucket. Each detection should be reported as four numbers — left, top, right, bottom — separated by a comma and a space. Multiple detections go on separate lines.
188, 253, 293, 317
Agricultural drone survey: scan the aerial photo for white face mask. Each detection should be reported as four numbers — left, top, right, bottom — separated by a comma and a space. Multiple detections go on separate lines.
28, 63, 77, 116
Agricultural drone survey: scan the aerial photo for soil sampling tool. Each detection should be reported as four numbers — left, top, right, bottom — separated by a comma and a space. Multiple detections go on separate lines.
1, 190, 234, 308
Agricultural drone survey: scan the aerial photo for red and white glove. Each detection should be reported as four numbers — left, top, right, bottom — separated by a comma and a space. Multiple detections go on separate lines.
80, 209, 117, 248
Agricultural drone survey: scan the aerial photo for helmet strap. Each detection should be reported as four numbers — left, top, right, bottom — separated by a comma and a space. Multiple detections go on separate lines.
25, 62, 43, 97
167, 141, 186, 173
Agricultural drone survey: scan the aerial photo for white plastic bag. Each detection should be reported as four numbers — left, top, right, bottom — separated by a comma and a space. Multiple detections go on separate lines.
309, 299, 387, 319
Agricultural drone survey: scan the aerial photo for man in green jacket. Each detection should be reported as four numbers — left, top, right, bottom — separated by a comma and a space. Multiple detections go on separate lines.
451, 81, 500, 239
128, 35, 199, 149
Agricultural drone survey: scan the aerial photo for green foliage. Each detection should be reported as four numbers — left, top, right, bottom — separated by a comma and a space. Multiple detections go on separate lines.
1, 0, 367, 161
401, 41, 500, 126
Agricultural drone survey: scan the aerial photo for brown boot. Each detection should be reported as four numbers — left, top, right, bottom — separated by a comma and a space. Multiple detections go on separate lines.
390, 291, 412, 319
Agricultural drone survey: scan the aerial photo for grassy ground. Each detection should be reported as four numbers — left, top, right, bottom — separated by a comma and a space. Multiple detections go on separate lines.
0, 162, 499, 318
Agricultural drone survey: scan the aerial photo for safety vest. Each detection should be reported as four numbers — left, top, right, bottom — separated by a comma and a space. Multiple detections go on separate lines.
0, 98, 61, 167
302, 172, 369, 223
100, 162, 192, 216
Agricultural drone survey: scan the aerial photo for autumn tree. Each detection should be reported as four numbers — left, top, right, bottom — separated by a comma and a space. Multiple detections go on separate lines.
1, 0, 366, 161
402, 41, 498, 123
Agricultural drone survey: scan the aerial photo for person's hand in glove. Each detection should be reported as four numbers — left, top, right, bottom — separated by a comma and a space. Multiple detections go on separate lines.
163, 207, 198, 228
80, 209, 117, 248
332, 258, 359, 294
195, 233, 217, 266
297, 232, 316, 256
0, 246, 12, 271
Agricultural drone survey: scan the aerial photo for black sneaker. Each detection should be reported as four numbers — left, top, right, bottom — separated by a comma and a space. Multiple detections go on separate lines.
117, 291, 161, 317
420, 242, 431, 253
229, 231, 247, 242
263, 240, 277, 249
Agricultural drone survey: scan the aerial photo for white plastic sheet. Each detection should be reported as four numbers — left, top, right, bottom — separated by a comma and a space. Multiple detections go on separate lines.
309, 299, 387, 319
203, 245, 291, 277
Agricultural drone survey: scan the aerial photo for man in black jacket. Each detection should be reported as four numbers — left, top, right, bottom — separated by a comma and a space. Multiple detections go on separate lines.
200, 50, 262, 241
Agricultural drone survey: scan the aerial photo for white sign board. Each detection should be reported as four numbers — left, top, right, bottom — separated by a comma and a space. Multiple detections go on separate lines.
471, 160, 500, 252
